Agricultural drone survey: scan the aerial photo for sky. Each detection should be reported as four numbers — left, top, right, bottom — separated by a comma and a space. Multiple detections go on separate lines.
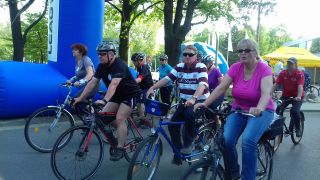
1, 0, 319, 40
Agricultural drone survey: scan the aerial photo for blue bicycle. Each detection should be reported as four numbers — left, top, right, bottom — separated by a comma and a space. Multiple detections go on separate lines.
127, 99, 217, 180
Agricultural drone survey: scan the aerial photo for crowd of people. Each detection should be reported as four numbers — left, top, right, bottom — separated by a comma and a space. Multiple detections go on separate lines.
69, 39, 305, 179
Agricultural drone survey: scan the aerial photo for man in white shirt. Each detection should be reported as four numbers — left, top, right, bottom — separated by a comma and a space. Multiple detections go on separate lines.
274, 60, 284, 77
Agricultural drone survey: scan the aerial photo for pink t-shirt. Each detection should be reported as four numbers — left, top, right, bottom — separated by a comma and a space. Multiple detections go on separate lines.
227, 61, 275, 111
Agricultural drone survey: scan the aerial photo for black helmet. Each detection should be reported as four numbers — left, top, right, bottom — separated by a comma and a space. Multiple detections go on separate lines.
159, 54, 168, 61
201, 55, 215, 64
136, 53, 146, 61
131, 53, 139, 61
96, 41, 116, 53
197, 51, 204, 62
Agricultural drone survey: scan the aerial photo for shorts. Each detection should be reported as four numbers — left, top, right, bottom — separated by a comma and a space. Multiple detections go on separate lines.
137, 89, 148, 104
109, 95, 138, 109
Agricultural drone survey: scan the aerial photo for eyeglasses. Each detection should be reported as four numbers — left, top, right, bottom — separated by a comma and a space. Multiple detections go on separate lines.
183, 53, 195, 57
97, 52, 107, 56
237, 49, 253, 53
159, 59, 166, 61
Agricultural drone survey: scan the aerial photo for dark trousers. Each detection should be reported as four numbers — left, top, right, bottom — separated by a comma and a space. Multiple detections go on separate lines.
276, 97, 303, 129
160, 85, 173, 105
168, 100, 203, 150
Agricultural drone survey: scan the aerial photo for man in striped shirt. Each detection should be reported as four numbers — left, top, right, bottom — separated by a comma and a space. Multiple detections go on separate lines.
147, 45, 209, 165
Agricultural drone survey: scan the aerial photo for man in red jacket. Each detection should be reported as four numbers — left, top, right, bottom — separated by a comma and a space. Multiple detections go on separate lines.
273, 57, 304, 137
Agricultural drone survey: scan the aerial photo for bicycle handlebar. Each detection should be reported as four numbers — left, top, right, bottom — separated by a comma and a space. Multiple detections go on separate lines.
234, 108, 256, 117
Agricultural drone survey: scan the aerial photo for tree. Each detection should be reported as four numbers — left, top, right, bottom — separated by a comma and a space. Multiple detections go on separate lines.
3, 0, 48, 61
105, 0, 163, 63
310, 38, 320, 54
163, 0, 236, 66
0, 23, 13, 60
23, 13, 48, 63
239, 0, 276, 45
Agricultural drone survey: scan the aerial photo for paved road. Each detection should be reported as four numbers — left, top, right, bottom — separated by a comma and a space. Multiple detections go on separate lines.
0, 112, 319, 180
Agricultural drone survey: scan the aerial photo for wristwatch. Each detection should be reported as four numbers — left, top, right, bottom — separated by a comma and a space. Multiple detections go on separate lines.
192, 95, 198, 100
102, 99, 108, 104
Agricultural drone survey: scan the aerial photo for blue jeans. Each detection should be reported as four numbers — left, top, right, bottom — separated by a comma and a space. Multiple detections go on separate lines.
223, 110, 274, 180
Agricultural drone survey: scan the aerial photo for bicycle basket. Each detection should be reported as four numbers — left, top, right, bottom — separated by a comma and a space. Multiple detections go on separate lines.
145, 99, 170, 116
263, 115, 285, 140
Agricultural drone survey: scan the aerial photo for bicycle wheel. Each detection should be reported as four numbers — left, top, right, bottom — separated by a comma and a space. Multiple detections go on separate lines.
24, 106, 74, 153
127, 135, 162, 180
256, 141, 273, 180
290, 111, 305, 144
124, 120, 144, 162
269, 134, 283, 152
181, 159, 225, 180
194, 124, 216, 152
309, 85, 320, 96
51, 125, 104, 180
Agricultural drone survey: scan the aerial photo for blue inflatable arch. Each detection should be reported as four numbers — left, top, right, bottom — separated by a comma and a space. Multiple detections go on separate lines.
0, 0, 104, 118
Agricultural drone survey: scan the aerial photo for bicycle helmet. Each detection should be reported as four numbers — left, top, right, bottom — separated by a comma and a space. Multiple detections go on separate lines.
159, 54, 168, 61
201, 55, 215, 64
136, 53, 146, 61
131, 53, 139, 61
96, 41, 116, 53
197, 51, 204, 62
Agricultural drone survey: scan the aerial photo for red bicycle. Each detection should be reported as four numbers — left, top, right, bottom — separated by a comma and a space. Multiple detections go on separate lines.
51, 103, 145, 180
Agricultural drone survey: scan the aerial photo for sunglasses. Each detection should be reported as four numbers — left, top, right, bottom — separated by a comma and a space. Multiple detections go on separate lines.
183, 53, 195, 57
237, 49, 253, 53
159, 59, 166, 61
97, 52, 107, 56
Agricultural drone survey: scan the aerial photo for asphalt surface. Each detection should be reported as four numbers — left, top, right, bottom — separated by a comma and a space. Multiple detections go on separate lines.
0, 112, 319, 180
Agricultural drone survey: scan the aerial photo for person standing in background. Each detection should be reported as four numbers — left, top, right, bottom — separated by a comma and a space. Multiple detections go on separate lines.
158, 54, 173, 105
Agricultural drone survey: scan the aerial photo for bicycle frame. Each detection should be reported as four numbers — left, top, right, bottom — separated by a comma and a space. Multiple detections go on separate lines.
147, 118, 209, 164
48, 84, 74, 130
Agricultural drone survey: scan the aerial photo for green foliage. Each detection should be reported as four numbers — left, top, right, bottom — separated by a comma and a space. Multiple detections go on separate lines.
130, 19, 161, 57
188, 24, 293, 66
0, 23, 13, 60
22, 13, 48, 63
310, 38, 320, 54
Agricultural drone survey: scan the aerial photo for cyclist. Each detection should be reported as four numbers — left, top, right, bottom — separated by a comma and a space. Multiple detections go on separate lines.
195, 38, 274, 180
201, 55, 224, 110
147, 45, 209, 165
132, 53, 154, 128
273, 57, 304, 137
73, 41, 141, 161
66, 43, 99, 98
158, 54, 173, 105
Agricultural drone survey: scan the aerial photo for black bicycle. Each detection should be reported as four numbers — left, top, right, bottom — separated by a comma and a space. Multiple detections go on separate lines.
181, 108, 280, 180
272, 97, 305, 152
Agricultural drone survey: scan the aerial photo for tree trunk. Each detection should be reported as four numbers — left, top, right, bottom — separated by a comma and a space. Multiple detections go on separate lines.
8, 0, 24, 61
256, 0, 263, 45
118, 23, 130, 64
165, 33, 182, 66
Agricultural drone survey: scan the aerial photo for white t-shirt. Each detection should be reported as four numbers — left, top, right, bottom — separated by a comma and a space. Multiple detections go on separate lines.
274, 61, 283, 76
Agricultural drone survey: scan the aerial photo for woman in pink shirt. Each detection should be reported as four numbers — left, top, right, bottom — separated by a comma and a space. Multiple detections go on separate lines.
195, 39, 274, 180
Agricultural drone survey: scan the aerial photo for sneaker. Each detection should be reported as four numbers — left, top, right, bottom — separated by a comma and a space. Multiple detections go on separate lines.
110, 147, 124, 161
180, 145, 193, 155
171, 155, 182, 166
296, 128, 302, 137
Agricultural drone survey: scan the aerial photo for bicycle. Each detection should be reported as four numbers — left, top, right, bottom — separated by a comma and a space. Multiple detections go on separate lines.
24, 83, 79, 153
272, 97, 305, 152
181, 108, 279, 180
127, 99, 217, 180
51, 103, 145, 180
304, 83, 320, 97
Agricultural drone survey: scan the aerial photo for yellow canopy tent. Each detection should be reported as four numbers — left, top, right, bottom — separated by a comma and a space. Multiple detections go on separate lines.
263, 46, 320, 67
263, 46, 320, 84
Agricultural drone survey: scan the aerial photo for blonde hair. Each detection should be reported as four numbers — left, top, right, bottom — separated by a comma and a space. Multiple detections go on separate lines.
237, 39, 260, 56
